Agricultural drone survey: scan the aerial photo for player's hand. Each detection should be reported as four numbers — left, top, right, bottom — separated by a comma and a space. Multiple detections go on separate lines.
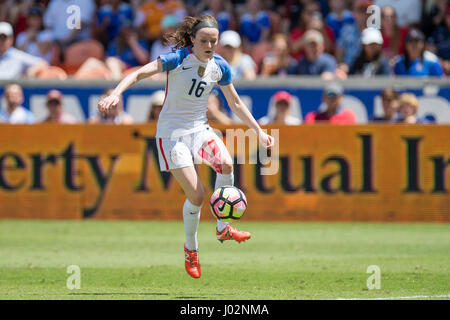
98, 94, 120, 114
258, 130, 275, 149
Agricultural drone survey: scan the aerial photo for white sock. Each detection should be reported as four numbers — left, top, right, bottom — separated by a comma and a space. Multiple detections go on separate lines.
183, 199, 201, 251
215, 172, 234, 232
215, 172, 234, 191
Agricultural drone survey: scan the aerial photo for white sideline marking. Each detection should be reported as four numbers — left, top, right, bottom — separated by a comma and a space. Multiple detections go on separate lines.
336, 294, 450, 300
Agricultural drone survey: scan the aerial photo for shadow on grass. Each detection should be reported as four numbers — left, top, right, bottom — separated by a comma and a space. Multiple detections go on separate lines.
173, 293, 230, 299
68, 292, 169, 296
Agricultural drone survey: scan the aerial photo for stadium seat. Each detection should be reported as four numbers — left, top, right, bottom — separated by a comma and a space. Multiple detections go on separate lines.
73, 67, 112, 80
62, 40, 105, 75
121, 66, 141, 77
73, 57, 112, 80
35, 66, 68, 80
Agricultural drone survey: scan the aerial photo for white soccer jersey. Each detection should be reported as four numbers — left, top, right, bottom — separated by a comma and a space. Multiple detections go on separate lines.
156, 46, 232, 138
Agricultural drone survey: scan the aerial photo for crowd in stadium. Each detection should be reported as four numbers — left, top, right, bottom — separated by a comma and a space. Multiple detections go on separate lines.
0, 0, 448, 125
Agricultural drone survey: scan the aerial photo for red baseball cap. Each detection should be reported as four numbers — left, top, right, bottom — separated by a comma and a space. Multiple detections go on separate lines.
46, 89, 63, 102
273, 91, 292, 103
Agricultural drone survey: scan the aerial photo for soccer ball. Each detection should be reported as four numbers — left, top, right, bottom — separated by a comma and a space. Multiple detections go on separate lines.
210, 186, 247, 222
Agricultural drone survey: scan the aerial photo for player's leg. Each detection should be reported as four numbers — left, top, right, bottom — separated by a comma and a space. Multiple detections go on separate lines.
194, 129, 251, 243
214, 146, 234, 233
171, 165, 204, 251
157, 138, 203, 278
170, 166, 204, 278
194, 130, 233, 231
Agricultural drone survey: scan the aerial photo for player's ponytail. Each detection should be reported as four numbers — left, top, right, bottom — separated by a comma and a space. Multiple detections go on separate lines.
163, 15, 218, 49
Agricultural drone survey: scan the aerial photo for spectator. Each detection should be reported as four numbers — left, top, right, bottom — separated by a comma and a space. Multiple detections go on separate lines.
148, 90, 165, 122
305, 82, 357, 124
89, 89, 134, 124
349, 28, 392, 76
258, 91, 301, 125
336, 0, 372, 68
427, 4, 450, 75
106, 20, 150, 69
290, 1, 335, 60
44, 0, 96, 48
372, 88, 399, 122
206, 90, 233, 125
396, 93, 426, 124
239, 0, 271, 50
325, 0, 354, 39
198, 0, 234, 33
0, 22, 48, 79
380, 5, 409, 60
260, 33, 297, 77
374, 0, 422, 28
394, 28, 444, 77
136, 0, 187, 42
150, 15, 178, 62
282, 0, 330, 34
218, 30, 257, 80
307, 11, 336, 54
75, 19, 151, 81
421, 0, 448, 37
0, 0, 31, 35
288, 30, 337, 79
1, 83, 34, 124
15, 5, 55, 64
42, 90, 78, 124
95, 0, 134, 47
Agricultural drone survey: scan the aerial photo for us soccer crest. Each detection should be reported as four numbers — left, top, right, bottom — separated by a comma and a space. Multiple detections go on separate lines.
198, 66, 205, 77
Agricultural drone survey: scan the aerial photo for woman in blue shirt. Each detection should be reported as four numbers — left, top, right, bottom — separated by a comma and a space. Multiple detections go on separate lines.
106, 21, 150, 68
394, 29, 444, 77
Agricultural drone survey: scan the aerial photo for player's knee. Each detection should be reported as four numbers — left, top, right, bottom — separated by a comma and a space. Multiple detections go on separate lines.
221, 161, 233, 174
189, 188, 205, 206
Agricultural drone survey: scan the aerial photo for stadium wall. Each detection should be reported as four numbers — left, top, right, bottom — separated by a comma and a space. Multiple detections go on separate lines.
1, 77, 450, 123
0, 123, 448, 222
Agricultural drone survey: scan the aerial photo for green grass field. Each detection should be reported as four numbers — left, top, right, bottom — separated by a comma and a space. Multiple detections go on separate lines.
0, 220, 449, 300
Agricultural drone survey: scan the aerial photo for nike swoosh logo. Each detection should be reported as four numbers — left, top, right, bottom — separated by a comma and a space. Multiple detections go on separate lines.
189, 212, 197, 215
182, 66, 192, 70
218, 197, 229, 212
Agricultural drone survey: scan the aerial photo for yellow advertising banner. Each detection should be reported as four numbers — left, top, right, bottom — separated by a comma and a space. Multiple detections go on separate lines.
0, 124, 448, 222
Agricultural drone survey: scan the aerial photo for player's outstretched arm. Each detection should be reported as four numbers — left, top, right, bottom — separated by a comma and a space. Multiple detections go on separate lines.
98, 58, 163, 114
220, 83, 274, 148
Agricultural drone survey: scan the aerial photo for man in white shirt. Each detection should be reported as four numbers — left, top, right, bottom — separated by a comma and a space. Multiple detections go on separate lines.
1, 84, 35, 124
0, 22, 48, 79
42, 89, 79, 124
258, 91, 301, 125
43, 0, 96, 47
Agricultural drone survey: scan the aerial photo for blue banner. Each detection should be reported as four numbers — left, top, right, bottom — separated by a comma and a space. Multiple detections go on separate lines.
1, 81, 449, 123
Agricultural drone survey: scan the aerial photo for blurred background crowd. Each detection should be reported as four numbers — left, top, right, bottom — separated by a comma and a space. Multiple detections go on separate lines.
0, 0, 448, 125
1, 0, 449, 80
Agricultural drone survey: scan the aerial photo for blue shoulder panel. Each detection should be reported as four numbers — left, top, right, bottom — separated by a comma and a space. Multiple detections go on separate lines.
159, 46, 190, 72
213, 53, 233, 86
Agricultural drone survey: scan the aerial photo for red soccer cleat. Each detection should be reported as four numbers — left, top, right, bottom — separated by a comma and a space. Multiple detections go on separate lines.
216, 224, 251, 243
184, 245, 201, 279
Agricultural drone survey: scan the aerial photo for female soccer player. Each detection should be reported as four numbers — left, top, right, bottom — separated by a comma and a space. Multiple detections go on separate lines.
98, 15, 274, 279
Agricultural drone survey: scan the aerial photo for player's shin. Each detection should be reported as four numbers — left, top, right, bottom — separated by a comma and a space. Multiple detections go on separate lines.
215, 172, 234, 232
183, 199, 201, 251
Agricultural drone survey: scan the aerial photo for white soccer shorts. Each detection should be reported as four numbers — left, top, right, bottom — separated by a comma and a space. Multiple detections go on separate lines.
156, 125, 231, 173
